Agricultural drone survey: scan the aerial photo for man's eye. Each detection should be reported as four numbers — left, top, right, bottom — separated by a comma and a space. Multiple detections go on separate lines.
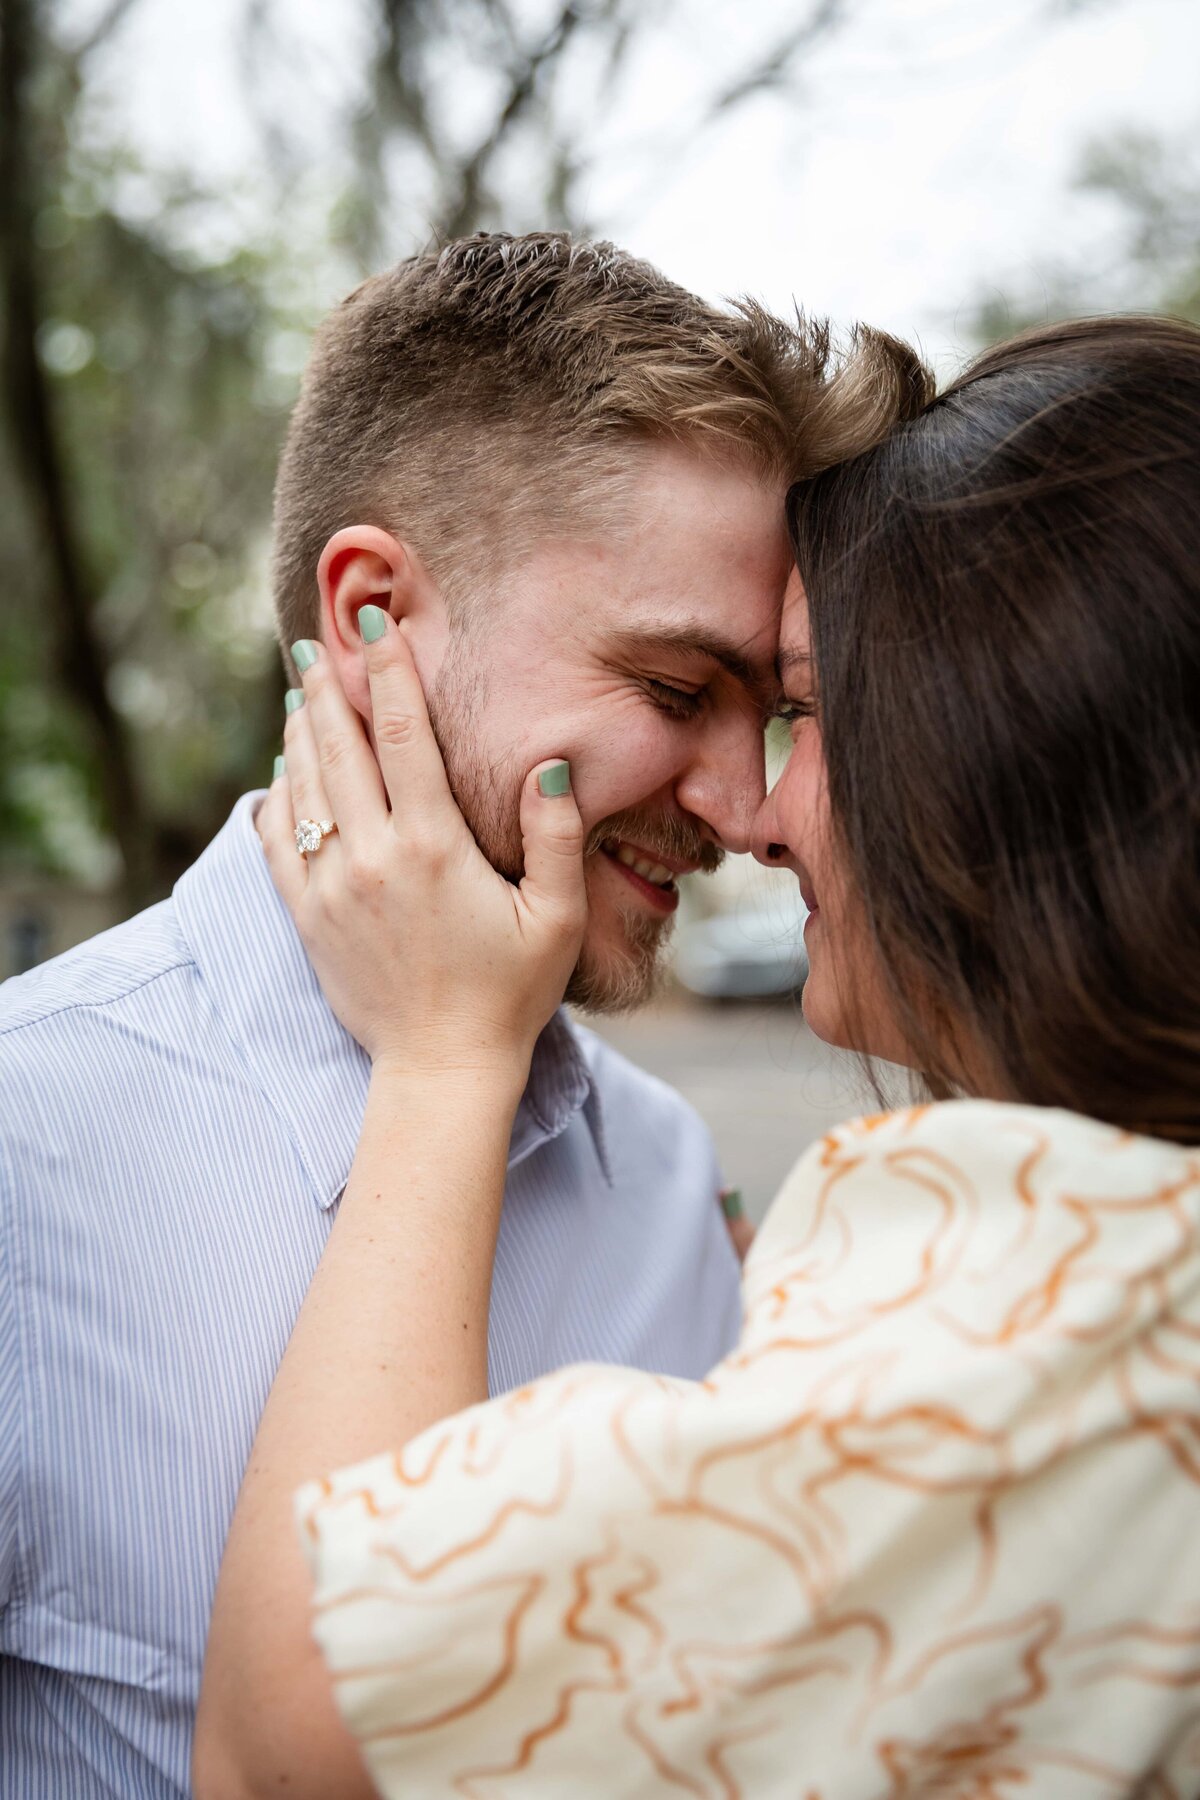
645, 679, 704, 718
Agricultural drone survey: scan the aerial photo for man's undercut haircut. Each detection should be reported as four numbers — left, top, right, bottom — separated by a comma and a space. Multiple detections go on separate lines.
272, 231, 927, 651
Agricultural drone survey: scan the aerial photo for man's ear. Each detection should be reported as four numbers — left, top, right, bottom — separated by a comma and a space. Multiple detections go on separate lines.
316, 526, 450, 718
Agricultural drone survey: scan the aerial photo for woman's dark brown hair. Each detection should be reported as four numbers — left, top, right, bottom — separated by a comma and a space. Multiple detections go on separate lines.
788, 315, 1200, 1145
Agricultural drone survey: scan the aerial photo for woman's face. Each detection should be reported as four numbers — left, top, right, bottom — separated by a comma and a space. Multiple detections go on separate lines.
753, 572, 909, 1064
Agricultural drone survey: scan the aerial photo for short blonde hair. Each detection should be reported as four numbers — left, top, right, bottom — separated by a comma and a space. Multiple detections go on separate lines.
272, 232, 928, 650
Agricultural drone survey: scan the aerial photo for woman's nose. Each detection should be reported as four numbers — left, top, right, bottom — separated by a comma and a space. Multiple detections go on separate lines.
750, 790, 790, 870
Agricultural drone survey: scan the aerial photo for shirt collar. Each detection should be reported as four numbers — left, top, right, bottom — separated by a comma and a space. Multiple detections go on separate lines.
173, 793, 610, 1208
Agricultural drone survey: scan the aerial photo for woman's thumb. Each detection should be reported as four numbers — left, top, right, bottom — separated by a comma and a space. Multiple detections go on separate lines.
519, 760, 587, 933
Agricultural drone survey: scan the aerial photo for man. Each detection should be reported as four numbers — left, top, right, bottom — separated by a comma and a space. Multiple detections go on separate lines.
0, 232, 841, 1797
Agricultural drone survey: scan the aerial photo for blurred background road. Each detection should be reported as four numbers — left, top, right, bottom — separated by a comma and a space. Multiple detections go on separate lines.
586, 996, 882, 1225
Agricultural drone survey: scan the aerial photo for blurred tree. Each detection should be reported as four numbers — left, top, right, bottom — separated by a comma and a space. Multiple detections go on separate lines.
969, 127, 1200, 346
329, 0, 847, 266
1075, 131, 1200, 322
0, 0, 292, 903
0, 0, 848, 910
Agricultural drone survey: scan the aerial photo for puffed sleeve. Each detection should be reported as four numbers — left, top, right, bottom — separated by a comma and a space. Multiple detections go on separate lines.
297, 1102, 1200, 1799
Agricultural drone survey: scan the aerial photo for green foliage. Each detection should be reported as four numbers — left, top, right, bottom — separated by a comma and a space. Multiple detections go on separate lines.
966, 128, 1200, 346
1, 16, 302, 888
2, 226, 297, 883
1076, 131, 1200, 323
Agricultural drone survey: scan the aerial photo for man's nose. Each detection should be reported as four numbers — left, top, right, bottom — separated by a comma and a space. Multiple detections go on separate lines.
674, 720, 767, 856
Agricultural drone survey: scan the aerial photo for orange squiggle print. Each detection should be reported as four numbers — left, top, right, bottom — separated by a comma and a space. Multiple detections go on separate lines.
298, 1101, 1200, 1798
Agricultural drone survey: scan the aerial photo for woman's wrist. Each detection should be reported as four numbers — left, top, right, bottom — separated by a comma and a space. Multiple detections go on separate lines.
366, 1052, 530, 1119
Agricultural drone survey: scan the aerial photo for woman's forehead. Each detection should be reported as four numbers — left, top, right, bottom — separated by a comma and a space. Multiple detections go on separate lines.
778, 572, 811, 662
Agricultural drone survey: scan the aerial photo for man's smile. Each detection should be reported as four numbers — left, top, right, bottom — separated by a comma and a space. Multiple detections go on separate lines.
595, 837, 698, 914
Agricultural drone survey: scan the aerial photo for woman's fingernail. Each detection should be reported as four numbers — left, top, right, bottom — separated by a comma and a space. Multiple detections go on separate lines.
358, 605, 388, 644
273, 755, 286, 781
720, 1188, 745, 1221
285, 688, 305, 714
292, 639, 319, 672
538, 760, 571, 797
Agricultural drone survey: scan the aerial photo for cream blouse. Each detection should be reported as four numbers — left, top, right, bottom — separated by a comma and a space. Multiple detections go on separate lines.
297, 1101, 1200, 1797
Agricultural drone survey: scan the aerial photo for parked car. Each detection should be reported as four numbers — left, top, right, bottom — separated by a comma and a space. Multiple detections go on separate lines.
672, 901, 809, 1001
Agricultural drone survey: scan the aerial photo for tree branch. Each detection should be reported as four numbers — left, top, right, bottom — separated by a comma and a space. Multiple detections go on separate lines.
703, 0, 844, 121
70, 0, 142, 63
436, 0, 588, 239
0, 0, 154, 903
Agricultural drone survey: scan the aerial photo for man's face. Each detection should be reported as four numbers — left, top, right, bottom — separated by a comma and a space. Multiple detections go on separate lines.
428, 443, 790, 1012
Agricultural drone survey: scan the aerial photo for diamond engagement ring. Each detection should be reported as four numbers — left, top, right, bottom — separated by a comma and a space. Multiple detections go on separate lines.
295, 818, 337, 856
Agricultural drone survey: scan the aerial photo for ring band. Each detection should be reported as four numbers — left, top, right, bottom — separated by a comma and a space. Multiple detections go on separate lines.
295, 818, 337, 857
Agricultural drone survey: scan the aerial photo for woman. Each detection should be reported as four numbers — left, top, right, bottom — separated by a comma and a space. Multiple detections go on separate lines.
194, 316, 1200, 1798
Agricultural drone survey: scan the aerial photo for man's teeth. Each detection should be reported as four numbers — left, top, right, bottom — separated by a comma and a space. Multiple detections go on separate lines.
614, 843, 674, 887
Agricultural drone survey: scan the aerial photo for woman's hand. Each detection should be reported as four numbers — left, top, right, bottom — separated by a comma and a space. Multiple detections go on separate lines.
258, 611, 586, 1084
201, 610, 579, 1800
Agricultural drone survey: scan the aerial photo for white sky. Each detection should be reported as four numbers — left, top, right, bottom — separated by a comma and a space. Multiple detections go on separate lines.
92, 0, 1200, 370
615, 0, 1200, 370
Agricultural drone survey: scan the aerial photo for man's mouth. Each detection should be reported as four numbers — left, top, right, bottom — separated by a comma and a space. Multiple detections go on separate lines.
598, 839, 693, 914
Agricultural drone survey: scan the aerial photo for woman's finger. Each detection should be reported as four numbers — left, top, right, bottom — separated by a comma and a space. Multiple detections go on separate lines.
516, 760, 586, 938
726, 1214, 757, 1263
356, 608, 457, 834
282, 685, 338, 849
720, 1190, 756, 1266
290, 639, 387, 844
259, 757, 307, 911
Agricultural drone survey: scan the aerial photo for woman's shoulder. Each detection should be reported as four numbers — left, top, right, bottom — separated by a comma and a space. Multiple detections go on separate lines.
755, 1096, 1195, 1241
297, 1101, 1200, 1797
740, 1097, 1199, 1363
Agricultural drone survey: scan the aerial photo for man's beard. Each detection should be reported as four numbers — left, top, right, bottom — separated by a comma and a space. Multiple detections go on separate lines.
428, 643, 722, 1015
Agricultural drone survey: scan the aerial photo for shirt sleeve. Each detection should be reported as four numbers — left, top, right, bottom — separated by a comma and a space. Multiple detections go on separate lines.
0, 1131, 22, 1617
297, 1103, 1200, 1798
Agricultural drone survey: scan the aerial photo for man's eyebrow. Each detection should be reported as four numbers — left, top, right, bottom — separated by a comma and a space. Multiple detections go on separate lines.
604, 622, 770, 696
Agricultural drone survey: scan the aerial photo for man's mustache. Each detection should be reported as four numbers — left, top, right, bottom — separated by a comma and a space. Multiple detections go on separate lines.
584, 808, 724, 875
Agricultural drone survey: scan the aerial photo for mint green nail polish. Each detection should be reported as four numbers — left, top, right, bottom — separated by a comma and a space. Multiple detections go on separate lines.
538, 760, 571, 798
273, 755, 286, 781
285, 688, 304, 714
720, 1188, 745, 1222
292, 639, 318, 672
358, 605, 387, 644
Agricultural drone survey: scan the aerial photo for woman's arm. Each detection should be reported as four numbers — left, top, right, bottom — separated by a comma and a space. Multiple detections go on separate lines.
283, 1106, 1200, 1800
193, 618, 585, 1800
194, 1067, 519, 1800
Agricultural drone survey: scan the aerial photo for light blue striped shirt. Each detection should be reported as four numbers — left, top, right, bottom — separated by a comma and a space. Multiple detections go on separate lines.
0, 794, 741, 1798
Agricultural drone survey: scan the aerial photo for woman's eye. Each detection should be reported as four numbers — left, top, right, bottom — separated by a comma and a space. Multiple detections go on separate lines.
645, 679, 704, 718
772, 696, 817, 729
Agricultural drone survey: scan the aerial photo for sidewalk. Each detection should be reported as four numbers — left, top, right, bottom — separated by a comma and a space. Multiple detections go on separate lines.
584, 992, 888, 1224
